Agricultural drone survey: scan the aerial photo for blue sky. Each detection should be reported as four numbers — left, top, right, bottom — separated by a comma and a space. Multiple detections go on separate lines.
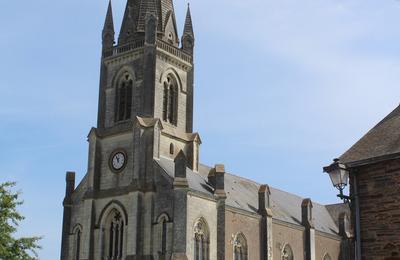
1, 0, 400, 259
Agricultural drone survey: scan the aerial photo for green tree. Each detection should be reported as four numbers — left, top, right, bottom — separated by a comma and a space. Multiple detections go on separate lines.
0, 182, 41, 260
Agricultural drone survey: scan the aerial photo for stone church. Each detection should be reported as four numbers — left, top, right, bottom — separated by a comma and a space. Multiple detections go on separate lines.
60, 1, 352, 259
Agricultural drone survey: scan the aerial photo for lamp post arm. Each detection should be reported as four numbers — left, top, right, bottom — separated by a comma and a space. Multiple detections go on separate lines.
337, 187, 352, 204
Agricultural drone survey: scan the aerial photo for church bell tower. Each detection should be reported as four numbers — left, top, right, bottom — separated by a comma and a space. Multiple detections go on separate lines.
61, 1, 200, 259
97, 0, 195, 133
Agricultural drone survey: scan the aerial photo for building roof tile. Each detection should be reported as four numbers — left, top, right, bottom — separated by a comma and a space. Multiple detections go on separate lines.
156, 157, 343, 236
340, 105, 400, 164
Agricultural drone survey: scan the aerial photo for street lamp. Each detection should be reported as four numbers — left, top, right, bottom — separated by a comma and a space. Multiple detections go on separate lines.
324, 158, 361, 259
323, 158, 351, 203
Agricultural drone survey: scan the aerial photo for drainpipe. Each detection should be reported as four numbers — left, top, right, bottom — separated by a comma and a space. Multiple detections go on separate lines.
353, 175, 361, 260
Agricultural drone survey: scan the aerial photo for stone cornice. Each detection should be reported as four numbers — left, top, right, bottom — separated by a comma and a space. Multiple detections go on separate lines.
156, 48, 192, 72
103, 48, 144, 66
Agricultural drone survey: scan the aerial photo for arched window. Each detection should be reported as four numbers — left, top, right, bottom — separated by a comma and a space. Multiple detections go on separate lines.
116, 72, 133, 122
103, 209, 125, 260
194, 218, 209, 260
323, 253, 332, 260
162, 219, 167, 254
162, 75, 178, 125
233, 233, 248, 260
282, 244, 294, 260
156, 214, 170, 255
73, 227, 82, 260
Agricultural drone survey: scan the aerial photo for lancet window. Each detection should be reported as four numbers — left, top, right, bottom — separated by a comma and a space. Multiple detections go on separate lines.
233, 233, 248, 260
323, 253, 332, 260
74, 227, 81, 260
103, 210, 124, 260
116, 72, 133, 122
157, 214, 169, 255
162, 75, 178, 125
194, 218, 210, 260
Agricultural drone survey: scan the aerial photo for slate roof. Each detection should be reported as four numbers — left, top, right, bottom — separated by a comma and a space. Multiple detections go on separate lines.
326, 203, 350, 228
119, 0, 175, 35
156, 157, 343, 236
340, 105, 400, 164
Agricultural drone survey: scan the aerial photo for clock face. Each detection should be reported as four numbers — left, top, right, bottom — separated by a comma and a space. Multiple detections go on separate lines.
111, 152, 126, 171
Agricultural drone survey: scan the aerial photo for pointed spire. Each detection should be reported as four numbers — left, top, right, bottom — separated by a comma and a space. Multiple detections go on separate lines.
102, 0, 115, 49
183, 4, 194, 38
159, 0, 176, 30
118, 0, 137, 44
181, 3, 194, 54
137, 0, 158, 32
117, 0, 182, 45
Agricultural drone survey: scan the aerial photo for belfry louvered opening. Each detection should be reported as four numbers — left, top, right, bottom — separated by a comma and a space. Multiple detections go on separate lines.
162, 74, 178, 126
116, 72, 133, 122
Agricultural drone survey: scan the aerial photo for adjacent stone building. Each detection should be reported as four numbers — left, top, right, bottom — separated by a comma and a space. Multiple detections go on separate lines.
330, 106, 400, 259
60, 1, 352, 259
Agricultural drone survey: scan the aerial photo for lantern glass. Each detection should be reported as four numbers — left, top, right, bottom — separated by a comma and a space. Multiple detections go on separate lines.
328, 168, 341, 187
327, 164, 349, 190
340, 168, 349, 188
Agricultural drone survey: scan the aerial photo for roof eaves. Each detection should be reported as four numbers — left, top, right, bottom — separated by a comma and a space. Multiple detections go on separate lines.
345, 152, 400, 169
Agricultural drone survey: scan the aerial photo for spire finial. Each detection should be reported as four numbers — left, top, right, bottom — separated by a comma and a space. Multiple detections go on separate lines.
102, 0, 115, 49
183, 3, 194, 37
181, 3, 194, 54
103, 0, 114, 32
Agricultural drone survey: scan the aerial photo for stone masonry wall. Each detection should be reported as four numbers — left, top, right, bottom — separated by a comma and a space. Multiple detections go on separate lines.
99, 132, 134, 191
225, 209, 260, 260
159, 133, 187, 160
186, 194, 218, 260
154, 56, 189, 132
352, 158, 400, 260
315, 232, 341, 260
103, 53, 144, 128
272, 221, 305, 260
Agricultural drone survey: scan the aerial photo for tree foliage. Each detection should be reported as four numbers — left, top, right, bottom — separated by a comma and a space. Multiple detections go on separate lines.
0, 182, 41, 260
